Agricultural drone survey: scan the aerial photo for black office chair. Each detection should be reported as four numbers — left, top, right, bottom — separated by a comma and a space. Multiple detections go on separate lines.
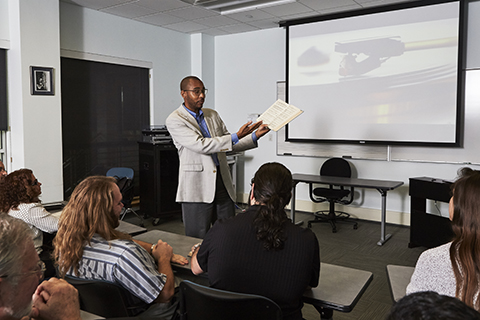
307, 157, 358, 233
177, 280, 282, 320
107, 167, 144, 227
65, 276, 147, 318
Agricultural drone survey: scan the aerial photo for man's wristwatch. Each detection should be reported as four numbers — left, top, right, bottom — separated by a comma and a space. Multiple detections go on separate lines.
188, 242, 202, 257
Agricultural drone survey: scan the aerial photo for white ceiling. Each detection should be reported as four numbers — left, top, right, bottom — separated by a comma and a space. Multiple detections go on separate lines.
60, 0, 418, 36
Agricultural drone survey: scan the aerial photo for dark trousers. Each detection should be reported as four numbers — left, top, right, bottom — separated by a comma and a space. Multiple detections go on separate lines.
181, 170, 235, 238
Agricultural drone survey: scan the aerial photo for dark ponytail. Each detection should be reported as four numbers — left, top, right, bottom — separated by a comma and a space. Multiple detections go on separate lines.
252, 162, 292, 251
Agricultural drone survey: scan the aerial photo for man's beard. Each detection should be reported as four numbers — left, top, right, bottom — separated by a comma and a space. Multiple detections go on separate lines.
4, 300, 33, 319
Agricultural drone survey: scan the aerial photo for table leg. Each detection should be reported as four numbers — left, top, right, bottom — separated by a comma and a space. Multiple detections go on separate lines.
291, 182, 304, 226
377, 189, 392, 246
313, 305, 334, 320
291, 183, 296, 223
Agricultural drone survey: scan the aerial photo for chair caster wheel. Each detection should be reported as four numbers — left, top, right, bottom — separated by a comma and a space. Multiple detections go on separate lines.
353, 224, 358, 229
332, 228, 337, 233
307, 222, 312, 228
152, 218, 161, 226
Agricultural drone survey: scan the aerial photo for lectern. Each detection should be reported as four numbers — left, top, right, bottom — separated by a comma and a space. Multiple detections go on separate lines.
409, 177, 454, 248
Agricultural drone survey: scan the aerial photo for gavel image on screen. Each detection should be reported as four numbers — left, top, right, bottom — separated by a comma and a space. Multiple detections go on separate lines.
335, 36, 457, 76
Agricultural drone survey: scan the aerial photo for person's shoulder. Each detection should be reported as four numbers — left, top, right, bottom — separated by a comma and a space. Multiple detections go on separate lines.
202, 108, 219, 117
166, 106, 183, 119
418, 242, 452, 263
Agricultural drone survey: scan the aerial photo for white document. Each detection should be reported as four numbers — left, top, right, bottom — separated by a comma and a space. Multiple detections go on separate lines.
257, 99, 304, 132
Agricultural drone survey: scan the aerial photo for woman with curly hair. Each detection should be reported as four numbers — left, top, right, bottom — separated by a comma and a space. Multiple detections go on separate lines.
407, 167, 480, 310
0, 168, 58, 278
190, 162, 320, 320
0, 168, 58, 254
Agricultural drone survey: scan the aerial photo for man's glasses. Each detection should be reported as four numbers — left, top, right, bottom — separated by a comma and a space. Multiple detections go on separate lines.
0, 260, 46, 281
31, 179, 39, 186
183, 88, 208, 96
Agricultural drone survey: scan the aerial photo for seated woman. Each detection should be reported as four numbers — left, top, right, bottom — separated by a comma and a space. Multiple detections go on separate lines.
54, 176, 187, 319
407, 167, 480, 310
191, 162, 320, 320
0, 168, 58, 277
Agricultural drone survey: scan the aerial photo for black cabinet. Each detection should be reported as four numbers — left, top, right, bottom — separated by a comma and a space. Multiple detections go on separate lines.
138, 141, 181, 219
409, 177, 454, 248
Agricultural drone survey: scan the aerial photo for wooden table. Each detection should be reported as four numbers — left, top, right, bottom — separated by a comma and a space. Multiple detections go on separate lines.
292, 173, 404, 246
134, 230, 373, 314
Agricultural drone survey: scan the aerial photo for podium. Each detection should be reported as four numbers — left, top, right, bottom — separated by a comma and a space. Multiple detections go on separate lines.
138, 141, 181, 221
409, 177, 454, 248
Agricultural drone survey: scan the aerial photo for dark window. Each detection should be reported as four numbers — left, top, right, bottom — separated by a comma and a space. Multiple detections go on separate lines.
61, 57, 149, 198
0, 49, 7, 131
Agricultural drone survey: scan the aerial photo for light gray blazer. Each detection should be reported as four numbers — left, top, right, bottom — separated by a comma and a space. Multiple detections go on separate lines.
166, 105, 257, 203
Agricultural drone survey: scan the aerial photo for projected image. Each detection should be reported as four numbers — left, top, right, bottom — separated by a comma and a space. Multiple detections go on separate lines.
287, 1, 462, 145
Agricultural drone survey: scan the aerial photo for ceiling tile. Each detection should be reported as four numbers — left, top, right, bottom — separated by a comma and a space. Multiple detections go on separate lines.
259, 2, 313, 17
218, 23, 259, 34
199, 28, 230, 36
298, 0, 357, 11
163, 20, 209, 33
135, 12, 185, 26
167, 6, 219, 20
135, 0, 189, 11
64, 0, 134, 10
355, 0, 416, 4
225, 9, 276, 22
320, 4, 362, 14
101, 3, 157, 18
279, 10, 321, 21
246, 18, 282, 29
194, 15, 240, 28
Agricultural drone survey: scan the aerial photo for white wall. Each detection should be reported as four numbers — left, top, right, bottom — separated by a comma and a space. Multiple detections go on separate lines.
0, 0, 8, 48
6, 0, 63, 202
214, 18, 480, 225
59, 2, 192, 124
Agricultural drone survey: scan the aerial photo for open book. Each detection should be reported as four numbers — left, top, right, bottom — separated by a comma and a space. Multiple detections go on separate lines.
257, 99, 303, 132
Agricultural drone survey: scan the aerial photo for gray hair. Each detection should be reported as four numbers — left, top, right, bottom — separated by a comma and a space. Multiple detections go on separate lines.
0, 215, 34, 282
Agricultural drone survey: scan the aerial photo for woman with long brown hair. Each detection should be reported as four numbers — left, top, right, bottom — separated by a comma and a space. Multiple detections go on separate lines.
54, 175, 187, 319
407, 167, 480, 310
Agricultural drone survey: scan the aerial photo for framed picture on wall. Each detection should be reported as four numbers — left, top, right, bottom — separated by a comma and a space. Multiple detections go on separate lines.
30, 66, 54, 95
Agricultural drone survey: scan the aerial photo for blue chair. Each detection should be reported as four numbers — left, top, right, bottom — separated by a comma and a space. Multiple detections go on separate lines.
106, 167, 144, 226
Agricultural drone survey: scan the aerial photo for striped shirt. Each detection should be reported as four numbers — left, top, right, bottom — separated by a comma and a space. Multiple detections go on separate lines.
67, 234, 166, 305
8, 202, 59, 253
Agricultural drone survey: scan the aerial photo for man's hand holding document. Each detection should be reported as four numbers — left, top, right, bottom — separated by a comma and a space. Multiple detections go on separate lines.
257, 99, 303, 132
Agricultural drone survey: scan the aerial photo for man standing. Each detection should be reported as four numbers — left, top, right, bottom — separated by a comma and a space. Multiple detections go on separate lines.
166, 76, 270, 238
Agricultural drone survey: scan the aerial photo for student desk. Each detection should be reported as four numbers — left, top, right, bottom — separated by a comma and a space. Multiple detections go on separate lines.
292, 174, 404, 246
134, 230, 373, 317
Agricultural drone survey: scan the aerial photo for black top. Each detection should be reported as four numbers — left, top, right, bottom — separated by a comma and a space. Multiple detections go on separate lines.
197, 206, 320, 320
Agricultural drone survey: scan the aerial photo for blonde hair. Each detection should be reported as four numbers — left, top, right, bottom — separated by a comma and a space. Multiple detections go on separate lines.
54, 176, 131, 277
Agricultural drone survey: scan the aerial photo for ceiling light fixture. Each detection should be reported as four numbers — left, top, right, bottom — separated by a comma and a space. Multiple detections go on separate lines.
181, 0, 297, 15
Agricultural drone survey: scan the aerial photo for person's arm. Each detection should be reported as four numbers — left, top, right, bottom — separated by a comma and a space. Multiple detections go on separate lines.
30, 278, 82, 320
151, 240, 175, 303
190, 243, 205, 275
133, 239, 188, 265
